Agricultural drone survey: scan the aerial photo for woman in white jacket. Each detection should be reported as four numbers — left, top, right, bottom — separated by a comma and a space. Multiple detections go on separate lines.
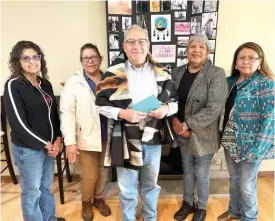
59, 43, 111, 221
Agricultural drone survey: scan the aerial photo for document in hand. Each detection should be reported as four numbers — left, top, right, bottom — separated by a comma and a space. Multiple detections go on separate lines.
132, 95, 161, 114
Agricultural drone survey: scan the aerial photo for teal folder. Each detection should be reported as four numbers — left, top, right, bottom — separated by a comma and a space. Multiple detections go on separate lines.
132, 95, 161, 113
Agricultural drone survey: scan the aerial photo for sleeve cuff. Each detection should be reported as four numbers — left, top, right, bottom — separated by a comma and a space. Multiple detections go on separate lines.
166, 102, 178, 116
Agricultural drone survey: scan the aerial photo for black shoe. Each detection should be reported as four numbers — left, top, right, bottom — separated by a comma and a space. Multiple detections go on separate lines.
191, 209, 206, 221
174, 201, 196, 221
57, 218, 66, 221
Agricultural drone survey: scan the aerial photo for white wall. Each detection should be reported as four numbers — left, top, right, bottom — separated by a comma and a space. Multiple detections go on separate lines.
1, 0, 274, 172
215, 0, 275, 73
1, 1, 108, 95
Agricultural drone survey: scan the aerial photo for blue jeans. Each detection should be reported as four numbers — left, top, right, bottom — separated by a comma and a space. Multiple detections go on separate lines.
224, 149, 261, 221
180, 144, 214, 209
12, 143, 57, 221
116, 144, 161, 221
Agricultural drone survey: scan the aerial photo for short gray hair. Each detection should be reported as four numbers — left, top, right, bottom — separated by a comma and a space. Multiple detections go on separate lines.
187, 34, 210, 51
124, 24, 149, 42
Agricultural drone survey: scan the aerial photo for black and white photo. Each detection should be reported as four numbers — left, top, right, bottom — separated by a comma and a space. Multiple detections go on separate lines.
208, 54, 214, 64
171, 0, 187, 10
190, 16, 202, 34
109, 34, 120, 49
177, 36, 189, 46
202, 12, 217, 38
174, 11, 186, 20
122, 17, 132, 32
202, 12, 217, 28
136, 0, 149, 13
204, 0, 218, 12
177, 57, 188, 67
177, 47, 186, 56
136, 14, 148, 29
108, 16, 119, 32
192, 0, 203, 14
160, 0, 171, 11
204, 28, 216, 40
208, 40, 216, 53
109, 51, 120, 65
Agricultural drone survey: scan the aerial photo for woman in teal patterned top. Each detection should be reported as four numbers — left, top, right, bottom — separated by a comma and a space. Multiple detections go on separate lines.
218, 42, 274, 221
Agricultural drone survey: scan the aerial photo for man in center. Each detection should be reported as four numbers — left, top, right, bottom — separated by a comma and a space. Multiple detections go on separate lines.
96, 25, 178, 221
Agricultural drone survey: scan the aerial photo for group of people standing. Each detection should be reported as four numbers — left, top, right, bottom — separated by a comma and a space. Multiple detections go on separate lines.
3, 24, 274, 221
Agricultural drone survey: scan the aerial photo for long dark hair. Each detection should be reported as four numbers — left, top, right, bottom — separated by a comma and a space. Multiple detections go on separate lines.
231, 42, 274, 79
9, 41, 48, 81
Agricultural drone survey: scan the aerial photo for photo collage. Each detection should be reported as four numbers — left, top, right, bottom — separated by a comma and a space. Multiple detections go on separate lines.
106, 0, 219, 68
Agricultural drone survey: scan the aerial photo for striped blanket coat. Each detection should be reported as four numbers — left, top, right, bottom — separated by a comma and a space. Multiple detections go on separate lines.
96, 53, 178, 169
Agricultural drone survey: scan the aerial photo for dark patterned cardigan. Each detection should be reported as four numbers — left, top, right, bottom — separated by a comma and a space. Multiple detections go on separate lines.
95, 53, 178, 170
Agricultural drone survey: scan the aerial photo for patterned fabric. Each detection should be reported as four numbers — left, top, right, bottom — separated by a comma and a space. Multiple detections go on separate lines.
221, 107, 240, 162
96, 53, 178, 169
221, 72, 275, 162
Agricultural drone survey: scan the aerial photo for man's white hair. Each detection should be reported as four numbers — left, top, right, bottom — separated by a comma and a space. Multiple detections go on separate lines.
124, 24, 149, 42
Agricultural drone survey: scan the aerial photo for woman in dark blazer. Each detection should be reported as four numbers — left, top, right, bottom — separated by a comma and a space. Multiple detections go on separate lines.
172, 34, 228, 221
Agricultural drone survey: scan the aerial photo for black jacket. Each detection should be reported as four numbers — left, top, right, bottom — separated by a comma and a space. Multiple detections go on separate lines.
3, 77, 61, 151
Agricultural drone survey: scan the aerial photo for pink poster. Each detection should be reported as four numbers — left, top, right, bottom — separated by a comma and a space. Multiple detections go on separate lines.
175, 22, 190, 35
152, 45, 176, 63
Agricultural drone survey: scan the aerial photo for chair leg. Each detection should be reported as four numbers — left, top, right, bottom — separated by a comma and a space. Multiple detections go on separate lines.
111, 168, 117, 182
3, 133, 18, 184
63, 148, 72, 183
1, 97, 18, 185
56, 152, 65, 204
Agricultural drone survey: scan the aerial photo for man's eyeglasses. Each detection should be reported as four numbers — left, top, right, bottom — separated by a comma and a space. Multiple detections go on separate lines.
20, 55, 42, 63
237, 56, 261, 63
81, 55, 100, 63
125, 39, 148, 46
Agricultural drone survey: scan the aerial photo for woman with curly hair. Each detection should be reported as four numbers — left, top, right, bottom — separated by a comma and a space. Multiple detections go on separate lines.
3, 41, 65, 221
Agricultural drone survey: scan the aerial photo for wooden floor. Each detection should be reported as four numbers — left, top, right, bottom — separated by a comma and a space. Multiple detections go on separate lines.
1, 177, 274, 221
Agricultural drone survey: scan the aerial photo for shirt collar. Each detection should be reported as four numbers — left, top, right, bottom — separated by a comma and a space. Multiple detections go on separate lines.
126, 59, 149, 72
84, 72, 90, 81
83, 70, 103, 81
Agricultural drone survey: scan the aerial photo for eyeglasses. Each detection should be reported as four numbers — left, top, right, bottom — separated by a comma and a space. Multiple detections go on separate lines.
20, 55, 41, 63
237, 56, 261, 63
81, 55, 100, 63
124, 39, 148, 46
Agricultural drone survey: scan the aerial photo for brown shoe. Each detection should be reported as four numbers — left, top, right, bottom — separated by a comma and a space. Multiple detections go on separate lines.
217, 211, 240, 221
93, 198, 111, 217
82, 201, 94, 221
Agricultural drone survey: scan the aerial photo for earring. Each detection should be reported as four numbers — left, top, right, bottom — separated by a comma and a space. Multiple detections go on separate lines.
235, 66, 238, 70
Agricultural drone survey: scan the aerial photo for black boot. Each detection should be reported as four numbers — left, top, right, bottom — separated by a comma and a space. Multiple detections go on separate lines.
174, 201, 196, 221
191, 208, 207, 221
57, 218, 66, 221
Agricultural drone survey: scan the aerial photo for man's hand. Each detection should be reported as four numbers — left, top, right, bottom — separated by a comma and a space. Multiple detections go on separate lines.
119, 109, 147, 123
149, 104, 169, 119
66, 144, 79, 163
